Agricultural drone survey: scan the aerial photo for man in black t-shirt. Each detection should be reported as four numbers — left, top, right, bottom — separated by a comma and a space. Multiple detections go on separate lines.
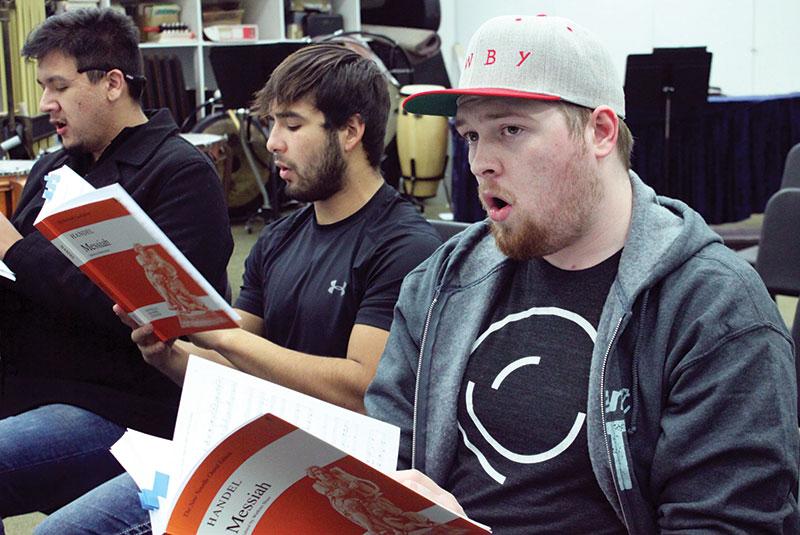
120, 43, 442, 412
445, 253, 626, 533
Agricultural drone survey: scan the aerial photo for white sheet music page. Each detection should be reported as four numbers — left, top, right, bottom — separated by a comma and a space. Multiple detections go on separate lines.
111, 356, 401, 534
110, 429, 176, 534
0, 260, 14, 281
34, 164, 95, 224
173, 356, 400, 480
110, 428, 175, 495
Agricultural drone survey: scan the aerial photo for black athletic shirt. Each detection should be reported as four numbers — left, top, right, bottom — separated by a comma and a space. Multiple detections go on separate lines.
235, 183, 442, 357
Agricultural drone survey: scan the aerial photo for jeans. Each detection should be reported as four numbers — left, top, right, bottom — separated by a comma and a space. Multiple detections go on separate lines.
35, 473, 151, 535
0, 404, 150, 534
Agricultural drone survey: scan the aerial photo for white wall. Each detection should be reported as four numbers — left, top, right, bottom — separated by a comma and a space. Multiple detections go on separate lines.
439, 0, 800, 96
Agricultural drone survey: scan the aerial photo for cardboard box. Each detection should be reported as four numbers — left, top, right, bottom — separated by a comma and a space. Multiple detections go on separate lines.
55, 1, 99, 14
202, 9, 245, 26
136, 3, 182, 42
202, 24, 258, 42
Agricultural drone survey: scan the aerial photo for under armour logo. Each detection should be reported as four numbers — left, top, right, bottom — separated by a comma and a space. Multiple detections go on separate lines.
328, 280, 347, 296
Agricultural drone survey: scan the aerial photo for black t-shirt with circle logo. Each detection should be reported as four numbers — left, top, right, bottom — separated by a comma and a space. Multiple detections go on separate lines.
448, 251, 626, 534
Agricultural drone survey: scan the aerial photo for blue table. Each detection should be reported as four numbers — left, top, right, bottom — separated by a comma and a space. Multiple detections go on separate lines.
627, 92, 800, 224
450, 93, 800, 224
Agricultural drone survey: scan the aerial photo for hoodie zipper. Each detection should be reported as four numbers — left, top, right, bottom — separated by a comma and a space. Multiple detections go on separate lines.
600, 316, 629, 530
411, 287, 440, 469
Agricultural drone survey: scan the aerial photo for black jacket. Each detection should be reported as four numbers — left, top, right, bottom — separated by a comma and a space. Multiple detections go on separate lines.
0, 109, 233, 437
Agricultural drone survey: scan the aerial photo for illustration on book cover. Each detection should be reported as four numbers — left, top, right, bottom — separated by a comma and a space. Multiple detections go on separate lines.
308, 465, 466, 534
133, 243, 218, 328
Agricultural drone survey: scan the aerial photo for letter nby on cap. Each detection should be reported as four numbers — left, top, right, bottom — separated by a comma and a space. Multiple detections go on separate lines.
402, 14, 626, 119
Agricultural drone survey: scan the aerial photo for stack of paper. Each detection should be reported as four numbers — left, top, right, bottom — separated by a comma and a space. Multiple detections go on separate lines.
113, 357, 404, 534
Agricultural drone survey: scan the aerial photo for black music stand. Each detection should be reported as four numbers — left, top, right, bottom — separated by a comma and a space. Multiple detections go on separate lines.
209, 42, 308, 229
624, 47, 711, 187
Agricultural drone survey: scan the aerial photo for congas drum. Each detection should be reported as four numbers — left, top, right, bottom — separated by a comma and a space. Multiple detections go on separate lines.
0, 159, 34, 218
179, 132, 232, 190
397, 84, 449, 199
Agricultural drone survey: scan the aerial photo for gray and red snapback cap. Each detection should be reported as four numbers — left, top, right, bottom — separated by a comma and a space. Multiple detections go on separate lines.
402, 14, 626, 119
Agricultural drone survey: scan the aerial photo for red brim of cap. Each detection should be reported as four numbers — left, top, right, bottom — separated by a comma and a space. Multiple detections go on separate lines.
402, 87, 562, 116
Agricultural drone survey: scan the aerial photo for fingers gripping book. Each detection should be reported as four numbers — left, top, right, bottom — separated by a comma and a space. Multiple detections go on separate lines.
31, 165, 239, 340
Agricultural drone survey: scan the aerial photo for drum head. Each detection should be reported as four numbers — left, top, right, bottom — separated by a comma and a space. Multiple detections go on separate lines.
179, 133, 225, 148
400, 84, 445, 97
0, 160, 35, 176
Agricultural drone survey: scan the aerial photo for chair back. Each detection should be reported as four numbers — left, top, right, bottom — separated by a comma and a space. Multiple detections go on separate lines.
754, 188, 800, 296
790, 299, 800, 425
782, 143, 800, 189
429, 219, 470, 241
747, 188, 800, 424
792, 300, 800, 356
727, 145, 800, 260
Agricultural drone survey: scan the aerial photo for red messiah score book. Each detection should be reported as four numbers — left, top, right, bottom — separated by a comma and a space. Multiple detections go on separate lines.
33, 166, 239, 340
165, 412, 489, 534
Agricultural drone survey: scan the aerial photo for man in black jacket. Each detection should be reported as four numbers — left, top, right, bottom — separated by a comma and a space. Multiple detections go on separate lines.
0, 9, 232, 533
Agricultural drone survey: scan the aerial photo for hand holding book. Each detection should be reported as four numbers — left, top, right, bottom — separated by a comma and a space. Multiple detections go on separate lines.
390, 469, 467, 518
114, 304, 180, 371
114, 303, 242, 386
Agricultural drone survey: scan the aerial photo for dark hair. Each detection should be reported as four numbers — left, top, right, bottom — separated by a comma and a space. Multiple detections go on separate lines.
254, 43, 390, 168
21, 8, 145, 102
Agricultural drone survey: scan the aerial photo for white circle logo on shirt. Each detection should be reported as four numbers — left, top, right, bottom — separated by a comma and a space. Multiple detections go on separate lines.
460, 306, 596, 484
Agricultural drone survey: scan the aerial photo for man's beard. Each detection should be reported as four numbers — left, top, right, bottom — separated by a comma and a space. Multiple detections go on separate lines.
63, 138, 93, 157
491, 149, 603, 261
284, 130, 346, 203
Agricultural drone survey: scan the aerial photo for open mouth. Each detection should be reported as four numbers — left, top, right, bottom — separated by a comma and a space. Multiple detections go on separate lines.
275, 162, 293, 180
493, 197, 509, 209
482, 192, 512, 222
485, 194, 511, 211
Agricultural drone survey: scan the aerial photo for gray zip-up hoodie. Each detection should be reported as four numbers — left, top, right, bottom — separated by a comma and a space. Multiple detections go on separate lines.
366, 172, 799, 533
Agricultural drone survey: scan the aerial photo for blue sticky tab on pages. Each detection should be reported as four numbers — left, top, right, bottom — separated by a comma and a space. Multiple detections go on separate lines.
138, 471, 170, 511
138, 490, 159, 511
42, 174, 61, 200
